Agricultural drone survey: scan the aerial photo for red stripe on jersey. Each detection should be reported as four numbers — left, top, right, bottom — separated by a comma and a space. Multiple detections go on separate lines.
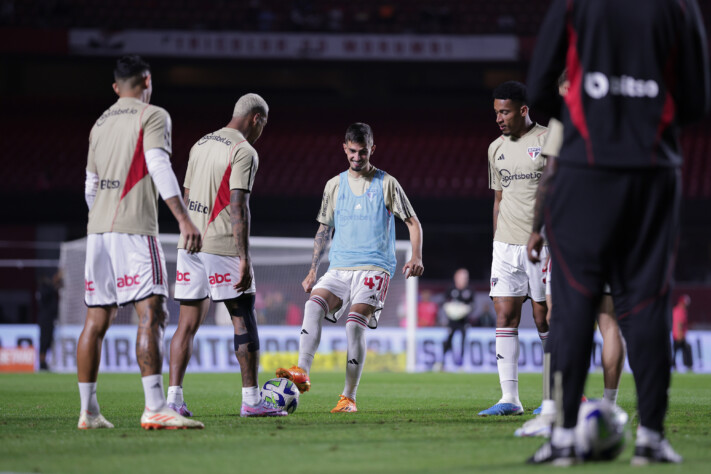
204, 140, 248, 234
206, 164, 232, 231
564, 7, 595, 165
121, 128, 148, 200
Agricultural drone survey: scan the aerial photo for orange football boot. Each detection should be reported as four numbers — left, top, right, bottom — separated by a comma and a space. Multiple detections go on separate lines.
330, 395, 357, 413
275, 366, 311, 393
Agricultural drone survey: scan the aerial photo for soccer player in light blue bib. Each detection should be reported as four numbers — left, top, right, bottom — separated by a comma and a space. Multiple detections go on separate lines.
277, 122, 424, 413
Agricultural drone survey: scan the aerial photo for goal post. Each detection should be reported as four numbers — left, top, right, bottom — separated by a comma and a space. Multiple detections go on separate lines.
58, 235, 418, 372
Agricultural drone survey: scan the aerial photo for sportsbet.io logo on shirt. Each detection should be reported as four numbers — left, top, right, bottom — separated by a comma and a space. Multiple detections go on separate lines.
499, 169, 543, 188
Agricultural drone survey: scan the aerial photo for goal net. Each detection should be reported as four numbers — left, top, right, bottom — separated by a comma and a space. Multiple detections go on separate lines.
58, 235, 418, 369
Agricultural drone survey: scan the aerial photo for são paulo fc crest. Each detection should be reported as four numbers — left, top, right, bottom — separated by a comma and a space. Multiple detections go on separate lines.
491, 277, 498, 287
366, 190, 376, 201
527, 147, 541, 160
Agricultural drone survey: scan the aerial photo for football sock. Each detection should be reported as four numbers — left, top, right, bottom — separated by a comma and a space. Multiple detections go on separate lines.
242, 386, 259, 406
298, 295, 327, 374
166, 386, 184, 406
636, 425, 662, 446
141, 374, 166, 412
540, 399, 556, 416
78, 382, 100, 415
603, 388, 619, 405
343, 313, 368, 401
496, 328, 520, 405
538, 331, 549, 351
551, 427, 575, 448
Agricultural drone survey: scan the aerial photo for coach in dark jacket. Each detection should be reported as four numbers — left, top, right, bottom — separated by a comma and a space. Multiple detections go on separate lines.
525, 0, 710, 465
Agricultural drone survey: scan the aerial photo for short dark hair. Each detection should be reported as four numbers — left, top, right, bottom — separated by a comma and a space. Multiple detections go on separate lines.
114, 55, 150, 85
344, 122, 374, 148
492, 81, 528, 105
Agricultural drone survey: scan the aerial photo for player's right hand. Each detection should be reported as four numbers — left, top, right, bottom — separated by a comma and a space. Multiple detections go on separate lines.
527, 231, 544, 263
180, 218, 202, 254
302, 270, 317, 293
233, 257, 253, 293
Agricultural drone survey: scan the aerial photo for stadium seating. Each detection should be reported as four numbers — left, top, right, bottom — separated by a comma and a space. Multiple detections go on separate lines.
10, 0, 688, 36
2, 102, 710, 198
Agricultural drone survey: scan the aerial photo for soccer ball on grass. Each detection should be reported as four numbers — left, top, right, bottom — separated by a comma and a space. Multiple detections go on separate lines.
261, 377, 300, 414
574, 399, 628, 461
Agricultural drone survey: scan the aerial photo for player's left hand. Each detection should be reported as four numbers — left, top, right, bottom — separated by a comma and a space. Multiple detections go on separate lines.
527, 231, 544, 263
233, 257, 253, 292
403, 258, 424, 278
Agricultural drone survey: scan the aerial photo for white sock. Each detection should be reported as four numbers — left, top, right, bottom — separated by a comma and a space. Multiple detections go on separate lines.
242, 386, 259, 406
538, 330, 549, 351
636, 425, 662, 446
603, 388, 618, 405
540, 399, 556, 416
141, 374, 166, 412
166, 385, 184, 405
496, 328, 520, 405
297, 296, 327, 374
342, 313, 368, 401
78, 382, 100, 415
551, 427, 575, 447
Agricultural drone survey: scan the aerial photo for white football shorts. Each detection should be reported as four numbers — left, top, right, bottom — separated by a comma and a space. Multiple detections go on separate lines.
174, 249, 256, 302
546, 260, 611, 296
489, 241, 548, 302
84, 233, 168, 307
313, 269, 391, 329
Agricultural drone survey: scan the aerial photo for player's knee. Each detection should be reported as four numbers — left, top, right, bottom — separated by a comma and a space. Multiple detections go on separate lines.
229, 294, 259, 352
306, 294, 329, 316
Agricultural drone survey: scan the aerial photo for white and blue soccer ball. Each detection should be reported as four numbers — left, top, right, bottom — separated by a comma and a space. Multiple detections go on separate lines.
261, 377, 300, 414
574, 399, 628, 461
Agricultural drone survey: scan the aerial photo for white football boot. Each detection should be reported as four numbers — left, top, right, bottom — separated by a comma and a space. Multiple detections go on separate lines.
140, 405, 204, 430
78, 411, 114, 429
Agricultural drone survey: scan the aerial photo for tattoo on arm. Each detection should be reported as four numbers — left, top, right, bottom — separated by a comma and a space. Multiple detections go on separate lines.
230, 190, 251, 258
183, 189, 190, 207
164, 195, 189, 221
311, 224, 332, 272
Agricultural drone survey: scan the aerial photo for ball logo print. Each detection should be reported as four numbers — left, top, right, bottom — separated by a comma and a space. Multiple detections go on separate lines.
260, 378, 300, 414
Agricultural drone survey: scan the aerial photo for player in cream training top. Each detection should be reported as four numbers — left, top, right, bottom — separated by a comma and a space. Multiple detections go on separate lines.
479, 81, 550, 417
277, 123, 424, 413
167, 94, 284, 417
78, 55, 203, 431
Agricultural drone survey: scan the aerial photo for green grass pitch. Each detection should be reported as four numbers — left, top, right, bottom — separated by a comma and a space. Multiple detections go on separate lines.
1, 371, 709, 473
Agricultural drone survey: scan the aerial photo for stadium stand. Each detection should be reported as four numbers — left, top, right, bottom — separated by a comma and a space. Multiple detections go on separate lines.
3, 101, 710, 199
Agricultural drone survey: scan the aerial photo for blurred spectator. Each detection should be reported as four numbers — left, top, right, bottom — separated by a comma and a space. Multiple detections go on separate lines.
35, 270, 62, 370
263, 291, 287, 325
672, 295, 693, 371
417, 290, 438, 327
475, 300, 495, 327
434, 268, 473, 370
285, 302, 303, 326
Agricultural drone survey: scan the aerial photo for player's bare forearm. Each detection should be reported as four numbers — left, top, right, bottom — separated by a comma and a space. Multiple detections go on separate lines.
310, 223, 332, 274
493, 190, 502, 235
165, 195, 202, 253
403, 216, 424, 277
183, 188, 190, 207
230, 189, 251, 261
531, 156, 557, 234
